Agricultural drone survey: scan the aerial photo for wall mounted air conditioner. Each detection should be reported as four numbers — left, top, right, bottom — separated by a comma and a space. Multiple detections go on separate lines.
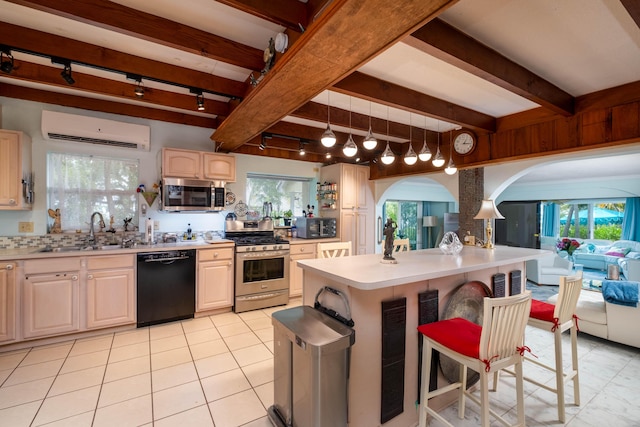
41, 110, 150, 151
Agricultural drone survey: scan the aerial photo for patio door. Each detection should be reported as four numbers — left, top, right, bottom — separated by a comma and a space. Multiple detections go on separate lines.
383, 201, 421, 249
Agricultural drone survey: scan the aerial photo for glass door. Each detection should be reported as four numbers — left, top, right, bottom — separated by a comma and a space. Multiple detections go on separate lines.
383, 201, 421, 249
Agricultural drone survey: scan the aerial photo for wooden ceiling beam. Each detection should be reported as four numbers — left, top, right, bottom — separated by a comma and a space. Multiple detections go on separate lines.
210, 0, 459, 151
5, 0, 264, 71
0, 82, 219, 129
1, 23, 247, 99
6, 59, 230, 117
217, 0, 309, 32
333, 72, 496, 133
621, 0, 640, 29
406, 19, 575, 116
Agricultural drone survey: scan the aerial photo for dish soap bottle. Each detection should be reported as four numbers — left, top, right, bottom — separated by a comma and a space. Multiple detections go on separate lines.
187, 223, 192, 240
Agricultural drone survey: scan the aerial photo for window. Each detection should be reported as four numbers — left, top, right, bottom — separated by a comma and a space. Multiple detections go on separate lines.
47, 152, 139, 232
246, 174, 311, 217
384, 200, 420, 249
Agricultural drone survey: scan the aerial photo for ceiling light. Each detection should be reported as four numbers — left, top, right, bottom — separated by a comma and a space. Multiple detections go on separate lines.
343, 97, 358, 157
321, 91, 336, 147
432, 121, 445, 167
404, 113, 417, 165
381, 107, 395, 165
134, 79, 144, 98
326, 152, 331, 159
363, 101, 377, 150
418, 116, 432, 161
60, 63, 75, 85
299, 142, 305, 156
259, 139, 266, 150
196, 93, 205, 111
0, 46, 14, 74
444, 130, 457, 175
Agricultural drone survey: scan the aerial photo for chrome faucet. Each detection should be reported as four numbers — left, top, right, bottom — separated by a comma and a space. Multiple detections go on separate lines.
88, 211, 105, 247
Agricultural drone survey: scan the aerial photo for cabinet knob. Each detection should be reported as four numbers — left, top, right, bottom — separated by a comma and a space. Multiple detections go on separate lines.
228, 261, 232, 266
300, 248, 305, 252
88, 274, 93, 279
5, 264, 13, 270
214, 252, 219, 258
72, 275, 79, 281
9, 199, 16, 205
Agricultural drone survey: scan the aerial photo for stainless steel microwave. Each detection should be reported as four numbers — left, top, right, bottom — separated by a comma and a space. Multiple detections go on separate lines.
295, 217, 337, 238
161, 178, 226, 212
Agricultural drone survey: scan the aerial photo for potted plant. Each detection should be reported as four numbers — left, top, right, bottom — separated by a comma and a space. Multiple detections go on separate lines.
283, 209, 293, 226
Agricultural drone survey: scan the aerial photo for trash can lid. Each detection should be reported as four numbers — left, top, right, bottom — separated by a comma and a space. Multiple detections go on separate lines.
272, 305, 355, 348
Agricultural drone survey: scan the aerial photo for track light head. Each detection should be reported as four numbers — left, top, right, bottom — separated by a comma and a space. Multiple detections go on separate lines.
196, 93, 205, 111
0, 47, 14, 74
60, 64, 75, 85
134, 80, 144, 98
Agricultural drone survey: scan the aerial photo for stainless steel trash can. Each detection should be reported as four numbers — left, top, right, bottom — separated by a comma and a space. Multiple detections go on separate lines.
268, 305, 355, 427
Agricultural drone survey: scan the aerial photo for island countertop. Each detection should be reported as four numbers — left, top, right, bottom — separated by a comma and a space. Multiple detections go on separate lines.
297, 245, 550, 290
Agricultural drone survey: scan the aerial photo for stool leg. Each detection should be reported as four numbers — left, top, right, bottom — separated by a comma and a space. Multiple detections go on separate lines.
458, 364, 466, 419
479, 370, 490, 427
515, 361, 525, 426
554, 329, 566, 423
571, 326, 580, 406
419, 341, 433, 427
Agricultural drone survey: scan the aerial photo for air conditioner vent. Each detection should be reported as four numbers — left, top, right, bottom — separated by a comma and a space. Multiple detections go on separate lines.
46, 133, 141, 150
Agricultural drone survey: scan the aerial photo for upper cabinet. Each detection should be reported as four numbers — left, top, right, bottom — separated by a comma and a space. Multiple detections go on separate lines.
0, 130, 32, 210
162, 148, 235, 182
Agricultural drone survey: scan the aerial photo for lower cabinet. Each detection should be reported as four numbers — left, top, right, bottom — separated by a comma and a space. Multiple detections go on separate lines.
197, 247, 234, 311
86, 255, 135, 329
0, 262, 16, 343
289, 243, 316, 297
23, 269, 80, 339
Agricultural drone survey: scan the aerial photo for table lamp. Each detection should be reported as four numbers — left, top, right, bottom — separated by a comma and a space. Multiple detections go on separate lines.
422, 216, 438, 248
473, 199, 504, 249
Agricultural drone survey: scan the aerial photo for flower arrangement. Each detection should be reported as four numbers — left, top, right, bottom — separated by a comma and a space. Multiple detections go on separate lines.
556, 238, 581, 256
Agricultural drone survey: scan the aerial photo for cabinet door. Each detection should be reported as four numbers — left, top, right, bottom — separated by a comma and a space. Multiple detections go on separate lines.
0, 263, 16, 342
197, 260, 233, 311
356, 166, 372, 210
202, 153, 236, 182
341, 164, 358, 209
162, 148, 201, 178
0, 132, 21, 208
356, 211, 373, 255
340, 211, 357, 246
86, 268, 135, 329
289, 244, 315, 297
23, 273, 79, 338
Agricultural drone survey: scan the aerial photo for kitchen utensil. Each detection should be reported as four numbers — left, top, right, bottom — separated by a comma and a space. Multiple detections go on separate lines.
226, 212, 237, 221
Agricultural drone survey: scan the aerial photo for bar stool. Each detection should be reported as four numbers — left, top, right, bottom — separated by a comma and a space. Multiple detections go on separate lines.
524, 272, 583, 422
417, 292, 532, 427
317, 241, 351, 258
393, 238, 410, 252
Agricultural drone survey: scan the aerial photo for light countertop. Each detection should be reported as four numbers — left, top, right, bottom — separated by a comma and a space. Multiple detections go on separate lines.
297, 245, 551, 290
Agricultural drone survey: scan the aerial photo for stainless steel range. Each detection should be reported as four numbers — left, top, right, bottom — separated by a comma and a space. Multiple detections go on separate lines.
225, 219, 290, 313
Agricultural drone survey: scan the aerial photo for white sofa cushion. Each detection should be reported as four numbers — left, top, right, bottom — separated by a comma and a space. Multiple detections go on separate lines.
548, 290, 607, 325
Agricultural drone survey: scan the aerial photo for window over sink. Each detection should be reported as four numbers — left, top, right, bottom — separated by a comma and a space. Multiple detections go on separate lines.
246, 174, 311, 218
47, 152, 139, 232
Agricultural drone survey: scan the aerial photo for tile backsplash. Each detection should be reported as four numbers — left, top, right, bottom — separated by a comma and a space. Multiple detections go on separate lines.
0, 232, 141, 250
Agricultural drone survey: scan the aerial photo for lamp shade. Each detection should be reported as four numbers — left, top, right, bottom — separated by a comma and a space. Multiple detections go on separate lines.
473, 200, 505, 220
422, 216, 438, 227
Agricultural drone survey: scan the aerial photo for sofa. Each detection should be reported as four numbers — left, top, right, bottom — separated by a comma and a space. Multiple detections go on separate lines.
526, 253, 573, 285
572, 239, 640, 273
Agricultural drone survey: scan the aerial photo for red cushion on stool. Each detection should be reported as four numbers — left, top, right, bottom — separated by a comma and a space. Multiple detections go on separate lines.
418, 318, 482, 358
530, 299, 555, 322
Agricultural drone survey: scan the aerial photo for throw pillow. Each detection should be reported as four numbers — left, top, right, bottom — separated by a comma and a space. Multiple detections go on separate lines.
627, 251, 640, 259
586, 243, 596, 253
605, 247, 631, 257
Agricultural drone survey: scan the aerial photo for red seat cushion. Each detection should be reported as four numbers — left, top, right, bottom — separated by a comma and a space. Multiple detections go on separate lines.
530, 299, 555, 322
418, 318, 481, 359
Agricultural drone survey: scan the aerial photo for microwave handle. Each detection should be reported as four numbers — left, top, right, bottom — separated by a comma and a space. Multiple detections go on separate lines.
377, 216, 383, 244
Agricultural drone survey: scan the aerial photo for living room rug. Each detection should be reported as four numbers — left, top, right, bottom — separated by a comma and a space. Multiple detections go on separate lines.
526, 268, 607, 301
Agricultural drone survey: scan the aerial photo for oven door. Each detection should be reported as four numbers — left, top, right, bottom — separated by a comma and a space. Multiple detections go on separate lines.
235, 250, 290, 296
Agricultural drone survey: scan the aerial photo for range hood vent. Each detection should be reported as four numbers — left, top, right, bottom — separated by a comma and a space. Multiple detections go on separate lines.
41, 110, 150, 151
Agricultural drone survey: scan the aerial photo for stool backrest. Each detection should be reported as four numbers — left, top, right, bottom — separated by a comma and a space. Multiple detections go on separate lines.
393, 238, 410, 252
317, 241, 352, 258
554, 272, 583, 326
479, 292, 532, 365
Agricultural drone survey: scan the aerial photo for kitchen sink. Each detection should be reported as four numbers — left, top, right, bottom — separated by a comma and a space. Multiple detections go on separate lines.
99, 245, 124, 250
39, 246, 83, 253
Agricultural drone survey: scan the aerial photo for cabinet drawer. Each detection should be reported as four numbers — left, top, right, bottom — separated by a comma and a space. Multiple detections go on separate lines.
24, 258, 82, 274
290, 243, 316, 256
198, 247, 234, 261
87, 254, 135, 270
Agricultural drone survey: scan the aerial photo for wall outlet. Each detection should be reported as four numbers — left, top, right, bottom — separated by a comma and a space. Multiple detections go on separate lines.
19, 222, 34, 233
154, 220, 160, 229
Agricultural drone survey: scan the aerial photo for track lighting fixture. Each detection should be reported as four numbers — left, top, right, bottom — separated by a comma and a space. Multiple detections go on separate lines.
418, 116, 432, 162
196, 93, 205, 111
363, 101, 377, 150
321, 91, 336, 147
444, 130, 458, 175
259, 138, 266, 150
299, 142, 305, 156
60, 63, 75, 85
134, 79, 144, 98
432, 121, 445, 167
343, 97, 358, 157
0, 46, 14, 74
381, 107, 395, 165
404, 113, 417, 165
326, 152, 331, 159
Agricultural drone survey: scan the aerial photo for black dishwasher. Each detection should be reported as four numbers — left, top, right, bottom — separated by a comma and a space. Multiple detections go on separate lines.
137, 250, 196, 327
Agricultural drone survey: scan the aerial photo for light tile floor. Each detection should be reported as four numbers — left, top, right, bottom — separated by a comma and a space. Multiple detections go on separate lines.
1, 297, 639, 426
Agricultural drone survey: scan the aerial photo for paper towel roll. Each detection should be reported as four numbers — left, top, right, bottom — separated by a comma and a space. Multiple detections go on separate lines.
144, 218, 154, 244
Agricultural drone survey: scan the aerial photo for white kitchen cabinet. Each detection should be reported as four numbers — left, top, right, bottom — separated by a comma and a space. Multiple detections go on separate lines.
289, 243, 316, 297
197, 247, 234, 311
0, 262, 16, 343
320, 163, 374, 254
0, 130, 32, 210
162, 148, 236, 182
23, 258, 81, 339
86, 255, 135, 329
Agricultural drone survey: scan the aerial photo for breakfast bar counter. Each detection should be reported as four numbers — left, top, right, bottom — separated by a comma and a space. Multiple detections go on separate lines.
297, 245, 547, 427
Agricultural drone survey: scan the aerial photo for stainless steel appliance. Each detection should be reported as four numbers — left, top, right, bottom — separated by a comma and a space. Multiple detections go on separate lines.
295, 217, 337, 239
136, 249, 196, 327
161, 177, 226, 212
225, 219, 290, 312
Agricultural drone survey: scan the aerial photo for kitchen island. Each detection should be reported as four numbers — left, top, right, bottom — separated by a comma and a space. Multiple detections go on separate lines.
297, 245, 548, 427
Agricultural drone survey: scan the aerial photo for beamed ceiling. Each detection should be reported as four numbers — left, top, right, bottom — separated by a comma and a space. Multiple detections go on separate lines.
1, 0, 639, 179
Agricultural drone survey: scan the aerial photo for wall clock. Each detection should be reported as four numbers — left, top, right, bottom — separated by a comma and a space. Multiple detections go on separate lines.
453, 131, 476, 155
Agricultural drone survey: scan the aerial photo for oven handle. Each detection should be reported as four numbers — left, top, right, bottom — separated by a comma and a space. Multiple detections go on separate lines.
143, 256, 191, 263
236, 250, 290, 258
236, 291, 286, 301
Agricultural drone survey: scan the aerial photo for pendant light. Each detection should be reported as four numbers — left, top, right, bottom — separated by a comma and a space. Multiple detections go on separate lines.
343, 96, 358, 157
363, 101, 378, 150
418, 116, 432, 161
432, 120, 445, 167
380, 107, 395, 165
444, 129, 458, 175
321, 91, 337, 147
404, 113, 417, 165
